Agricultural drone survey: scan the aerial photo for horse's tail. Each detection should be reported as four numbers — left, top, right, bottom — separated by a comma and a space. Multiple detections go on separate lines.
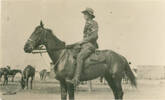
124, 60, 137, 87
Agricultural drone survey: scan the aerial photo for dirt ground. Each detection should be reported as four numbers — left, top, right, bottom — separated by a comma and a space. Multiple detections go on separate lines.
0, 76, 165, 100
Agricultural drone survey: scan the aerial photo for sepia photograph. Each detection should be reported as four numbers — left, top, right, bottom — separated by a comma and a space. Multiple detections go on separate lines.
0, 0, 165, 100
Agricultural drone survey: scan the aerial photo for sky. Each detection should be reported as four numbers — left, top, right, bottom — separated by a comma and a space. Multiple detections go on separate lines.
0, 0, 165, 70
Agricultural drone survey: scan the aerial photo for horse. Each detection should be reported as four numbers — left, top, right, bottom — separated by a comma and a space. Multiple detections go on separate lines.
0, 68, 5, 81
24, 21, 136, 100
8, 69, 22, 82
39, 69, 47, 80
0, 68, 9, 86
20, 65, 35, 89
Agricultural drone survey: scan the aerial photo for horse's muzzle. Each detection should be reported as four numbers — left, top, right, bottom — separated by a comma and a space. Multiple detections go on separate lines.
24, 43, 33, 53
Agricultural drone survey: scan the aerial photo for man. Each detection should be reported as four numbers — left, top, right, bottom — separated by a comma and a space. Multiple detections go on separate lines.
66, 8, 99, 85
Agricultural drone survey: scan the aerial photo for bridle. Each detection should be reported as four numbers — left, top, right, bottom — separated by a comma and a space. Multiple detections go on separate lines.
26, 26, 67, 71
27, 28, 48, 49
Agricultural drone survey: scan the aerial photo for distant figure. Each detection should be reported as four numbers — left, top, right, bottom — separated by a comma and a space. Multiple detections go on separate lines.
40, 69, 47, 80
20, 65, 35, 89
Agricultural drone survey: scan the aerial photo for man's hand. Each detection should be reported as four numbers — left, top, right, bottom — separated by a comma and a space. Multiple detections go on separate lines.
65, 41, 87, 49
77, 40, 87, 45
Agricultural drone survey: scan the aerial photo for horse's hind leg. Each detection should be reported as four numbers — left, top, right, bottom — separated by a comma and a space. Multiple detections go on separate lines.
3, 75, 8, 86
104, 73, 123, 100
113, 78, 123, 100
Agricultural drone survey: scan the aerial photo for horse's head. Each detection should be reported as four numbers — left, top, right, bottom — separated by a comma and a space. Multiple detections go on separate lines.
24, 21, 46, 53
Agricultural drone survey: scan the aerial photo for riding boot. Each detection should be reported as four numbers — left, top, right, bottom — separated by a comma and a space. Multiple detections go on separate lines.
72, 61, 82, 86
66, 60, 83, 86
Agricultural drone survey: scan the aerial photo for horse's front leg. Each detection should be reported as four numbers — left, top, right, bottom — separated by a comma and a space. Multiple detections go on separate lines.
60, 81, 67, 100
0, 76, 2, 82
6, 77, 8, 85
26, 78, 29, 89
12, 75, 15, 82
30, 77, 34, 89
66, 83, 75, 100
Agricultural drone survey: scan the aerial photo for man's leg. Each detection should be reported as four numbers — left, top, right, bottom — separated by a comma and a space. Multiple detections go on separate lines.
66, 47, 92, 85
72, 47, 92, 86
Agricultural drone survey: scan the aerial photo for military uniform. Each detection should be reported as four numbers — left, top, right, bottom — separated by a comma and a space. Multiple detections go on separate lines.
83, 20, 98, 48
67, 8, 99, 85
79, 19, 99, 64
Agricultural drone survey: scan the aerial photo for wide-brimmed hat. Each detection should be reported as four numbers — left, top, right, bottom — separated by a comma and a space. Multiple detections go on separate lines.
82, 8, 95, 18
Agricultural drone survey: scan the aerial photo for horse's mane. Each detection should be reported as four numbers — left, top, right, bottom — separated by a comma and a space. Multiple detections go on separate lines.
45, 28, 66, 49
47, 29, 65, 45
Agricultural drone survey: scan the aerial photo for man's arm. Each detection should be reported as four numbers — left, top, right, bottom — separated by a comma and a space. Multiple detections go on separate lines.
83, 21, 98, 42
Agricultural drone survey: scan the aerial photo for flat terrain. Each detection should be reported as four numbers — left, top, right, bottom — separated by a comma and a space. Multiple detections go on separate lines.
0, 76, 165, 100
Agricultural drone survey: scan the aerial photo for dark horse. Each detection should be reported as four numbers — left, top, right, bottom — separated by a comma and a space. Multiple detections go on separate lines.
0, 68, 9, 85
20, 65, 35, 89
24, 21, 136, 100
0, 68, 5, 81
8, 69, 22, 82
0, 68, 8, 81
39, 69, 47, 80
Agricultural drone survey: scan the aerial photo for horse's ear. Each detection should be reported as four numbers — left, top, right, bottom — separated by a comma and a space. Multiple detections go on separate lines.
40, 20, 44, 28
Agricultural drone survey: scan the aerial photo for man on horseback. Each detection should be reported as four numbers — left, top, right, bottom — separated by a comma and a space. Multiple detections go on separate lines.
66, 8, 99, 85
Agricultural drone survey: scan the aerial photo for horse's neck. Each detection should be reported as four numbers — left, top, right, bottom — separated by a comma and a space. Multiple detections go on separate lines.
44, 31, 65, 64
47, 49, 63, 64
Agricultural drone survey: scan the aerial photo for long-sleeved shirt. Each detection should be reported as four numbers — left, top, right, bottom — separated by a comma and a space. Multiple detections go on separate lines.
83, 20, 99, 48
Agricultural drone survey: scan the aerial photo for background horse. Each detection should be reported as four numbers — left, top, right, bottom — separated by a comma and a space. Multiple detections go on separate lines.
20, 65, 35, 89
0, 68, 9, 86
24, 21, 136, 100
39, 69, 47, 80
0, 68, 5, 81
8, 69, 22, 82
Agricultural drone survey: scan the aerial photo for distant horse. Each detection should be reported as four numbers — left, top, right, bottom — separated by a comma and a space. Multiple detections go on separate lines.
39, 69, 47, 80
24, 21, 136, 100
0, 68, 5, 81
20, 65, 35, 89
8, 69, 22, 82
0, 68, 9, 86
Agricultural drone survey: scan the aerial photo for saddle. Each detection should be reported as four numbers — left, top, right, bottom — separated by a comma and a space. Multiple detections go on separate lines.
83, 50, 106, 67
67, 44, 105, 67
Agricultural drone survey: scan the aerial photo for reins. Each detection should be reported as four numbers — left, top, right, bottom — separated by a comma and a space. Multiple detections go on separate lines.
34, 49, 66, 71
53, 50, 66, 68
